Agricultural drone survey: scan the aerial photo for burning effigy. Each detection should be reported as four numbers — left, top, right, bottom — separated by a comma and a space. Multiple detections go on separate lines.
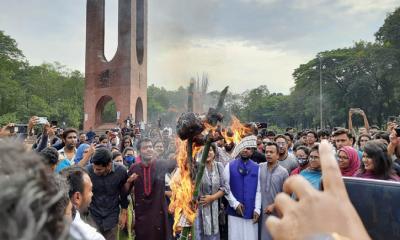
168, 86, 256, 240
168, 84, 227, 240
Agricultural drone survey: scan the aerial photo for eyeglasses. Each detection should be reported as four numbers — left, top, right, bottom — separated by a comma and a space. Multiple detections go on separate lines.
362, 155, 372, 160
337, 155, 348, 160
309, 155, 320, 161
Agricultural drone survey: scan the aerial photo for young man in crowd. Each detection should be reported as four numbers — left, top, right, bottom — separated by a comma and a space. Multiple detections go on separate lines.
86, 148, 129, 240
216, 133, 236, 166
284, 132, 294, 154
265, 131, 276, 142
56, 128, 78, 173
306, 130, 318, 147
62, 166, 105, 240
260, 142, 289, 240
78, 132, 88, 147
332, 128, 354, 150
125, 137, 175, 240
224, 135, 261, 240
274, 134, 298, 173
317, 129, 331, 142
86, 127, 96, 143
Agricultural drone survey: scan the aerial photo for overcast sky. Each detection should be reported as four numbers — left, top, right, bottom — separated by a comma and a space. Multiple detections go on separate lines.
0, 0, 398, 94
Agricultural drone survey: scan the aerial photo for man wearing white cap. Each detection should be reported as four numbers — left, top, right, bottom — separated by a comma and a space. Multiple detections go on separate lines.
223, 135, 261, 240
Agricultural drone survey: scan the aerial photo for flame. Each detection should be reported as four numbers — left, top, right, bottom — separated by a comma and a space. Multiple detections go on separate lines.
221, 116, 251, 144
192, 145, 202, 160
169, 117, 248, 236
169, 139, 196, 235
168, 121, 218, 235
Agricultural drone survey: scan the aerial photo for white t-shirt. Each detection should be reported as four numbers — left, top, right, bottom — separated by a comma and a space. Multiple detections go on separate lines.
70, 211, 105, 240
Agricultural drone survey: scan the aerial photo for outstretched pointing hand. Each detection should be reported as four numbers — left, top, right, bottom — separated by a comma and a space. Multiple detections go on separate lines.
266, 140, 370, 240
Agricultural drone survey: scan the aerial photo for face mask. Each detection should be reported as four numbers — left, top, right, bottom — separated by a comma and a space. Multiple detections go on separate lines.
297, 157, 309, 167
115, 161, 124, 166
124, 155, 135, 164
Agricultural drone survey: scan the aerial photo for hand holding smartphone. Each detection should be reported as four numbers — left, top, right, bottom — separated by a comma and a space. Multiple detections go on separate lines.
37, 117, 48, 125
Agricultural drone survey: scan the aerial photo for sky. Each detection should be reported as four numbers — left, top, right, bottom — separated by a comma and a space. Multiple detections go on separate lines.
0, 0, 398, 94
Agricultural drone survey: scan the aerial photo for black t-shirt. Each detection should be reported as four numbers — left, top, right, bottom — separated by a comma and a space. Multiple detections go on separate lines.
252, 150, 266, 164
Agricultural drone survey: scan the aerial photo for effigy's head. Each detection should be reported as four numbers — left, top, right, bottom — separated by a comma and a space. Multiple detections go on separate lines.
176, 112, 205, 140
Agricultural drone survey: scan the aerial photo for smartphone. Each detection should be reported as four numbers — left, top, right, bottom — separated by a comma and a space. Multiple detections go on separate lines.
257, 122, 268, 129
343, 177, 400, 240
37, 117, 48, 125
14, 124, 28, 134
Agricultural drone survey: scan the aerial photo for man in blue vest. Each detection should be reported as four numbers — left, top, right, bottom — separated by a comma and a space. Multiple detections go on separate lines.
224, 135, 261, 240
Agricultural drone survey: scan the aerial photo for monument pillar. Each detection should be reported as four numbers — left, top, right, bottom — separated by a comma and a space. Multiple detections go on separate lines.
84, 0, 147, 130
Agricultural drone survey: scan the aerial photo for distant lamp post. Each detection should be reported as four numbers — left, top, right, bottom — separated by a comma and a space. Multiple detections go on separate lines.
317, 54, 323, 130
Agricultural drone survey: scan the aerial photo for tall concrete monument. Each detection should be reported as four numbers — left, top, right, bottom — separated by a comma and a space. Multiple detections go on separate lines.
84, 0, 147, 130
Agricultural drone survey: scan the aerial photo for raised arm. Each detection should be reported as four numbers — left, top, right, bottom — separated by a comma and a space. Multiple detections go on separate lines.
360, 109, 370, 132
348, 108, 354, 133
77, 144, 96, 167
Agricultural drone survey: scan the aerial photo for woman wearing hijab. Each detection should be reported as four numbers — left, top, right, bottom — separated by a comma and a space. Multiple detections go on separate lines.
337, 146, 360, 177
74, 143, 90, 164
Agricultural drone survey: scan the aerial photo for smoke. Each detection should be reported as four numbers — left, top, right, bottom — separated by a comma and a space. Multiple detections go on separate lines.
148, 0, 221, 88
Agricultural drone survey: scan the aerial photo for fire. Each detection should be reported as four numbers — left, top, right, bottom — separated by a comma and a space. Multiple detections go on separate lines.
192, 145, 202, 160
169, 116, 248, 236
169, 121, 218, 235
221, 116, 251, 144
169, 139, 196, 235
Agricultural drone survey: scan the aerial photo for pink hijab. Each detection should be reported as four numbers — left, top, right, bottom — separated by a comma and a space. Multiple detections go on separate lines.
338, 146, 360, 177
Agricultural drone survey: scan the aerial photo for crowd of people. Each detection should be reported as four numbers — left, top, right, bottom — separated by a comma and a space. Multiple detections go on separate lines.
1, 109, 399, 240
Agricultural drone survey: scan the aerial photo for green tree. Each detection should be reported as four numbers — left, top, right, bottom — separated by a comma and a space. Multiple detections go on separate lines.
375, 7, 400, 48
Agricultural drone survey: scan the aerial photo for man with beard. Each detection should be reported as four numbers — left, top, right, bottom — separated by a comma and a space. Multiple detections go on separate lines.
217, 140, 235, 166
274, 135, 298, 174
62, 166, 105, 240
224, 135, 261, 240
56, 128, 78, 173
125, 137, 174, 240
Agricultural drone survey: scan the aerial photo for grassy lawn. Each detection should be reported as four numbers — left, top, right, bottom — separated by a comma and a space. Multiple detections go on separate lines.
117, 201, 134, 240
